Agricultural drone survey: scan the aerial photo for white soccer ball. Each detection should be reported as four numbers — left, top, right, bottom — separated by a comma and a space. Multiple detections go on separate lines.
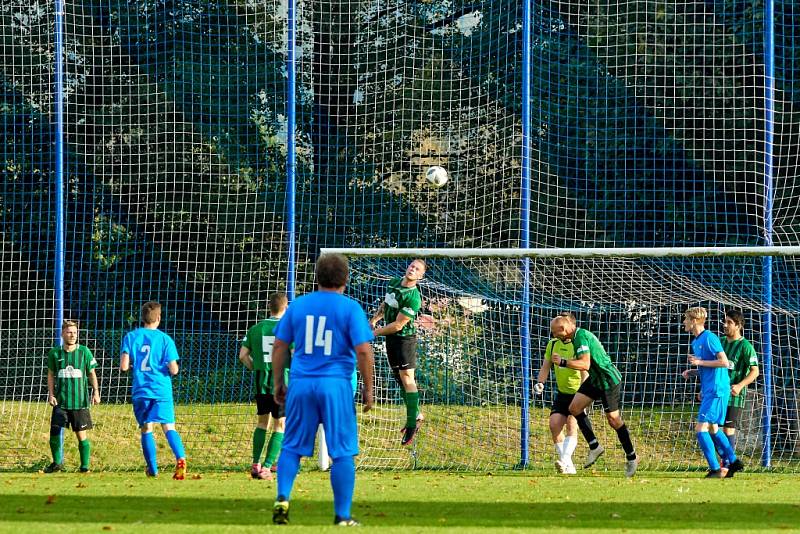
425, 165, 449, 188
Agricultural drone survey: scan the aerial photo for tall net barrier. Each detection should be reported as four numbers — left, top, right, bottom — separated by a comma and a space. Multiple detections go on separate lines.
1, 0, 799, 471
344, 253, 800, 471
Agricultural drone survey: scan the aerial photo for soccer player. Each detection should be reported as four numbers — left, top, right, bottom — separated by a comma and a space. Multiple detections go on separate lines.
680, 306, 744, 478
271, 253, 375, 526
239, 292, 289, 480
120, 301, 188, 479
720, 309, 759, 470
45, 320, 100, 473
533, 329, 595, 475
550, 314, 640, 477
370, 258, 425, 446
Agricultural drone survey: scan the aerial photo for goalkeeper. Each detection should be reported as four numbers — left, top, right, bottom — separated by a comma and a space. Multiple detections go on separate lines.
550, 314, 640, 477
533, 324, 596, 475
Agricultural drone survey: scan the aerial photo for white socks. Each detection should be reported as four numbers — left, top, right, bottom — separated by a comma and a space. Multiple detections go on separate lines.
562, 435, 577, 461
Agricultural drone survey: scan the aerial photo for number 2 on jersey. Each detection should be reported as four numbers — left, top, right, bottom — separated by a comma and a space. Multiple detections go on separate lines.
140, 345, 152, 372
305, 315, 332, 355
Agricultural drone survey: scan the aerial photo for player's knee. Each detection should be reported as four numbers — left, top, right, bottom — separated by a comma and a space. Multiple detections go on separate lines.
274, 417, 286, 432
548, 421, 562, 436
694, 422, 708, 433
330, 455, 355, 467
605, 413, 622, 428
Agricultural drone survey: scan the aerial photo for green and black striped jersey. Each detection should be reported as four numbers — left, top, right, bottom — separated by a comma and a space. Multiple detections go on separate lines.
47, 345, 97, 410
722, 337, 758, 408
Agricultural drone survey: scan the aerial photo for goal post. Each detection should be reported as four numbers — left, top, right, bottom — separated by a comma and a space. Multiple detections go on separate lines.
326, 247, 800, 472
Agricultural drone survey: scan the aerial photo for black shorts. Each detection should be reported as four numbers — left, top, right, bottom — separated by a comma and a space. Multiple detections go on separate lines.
51, 406, 93, 432
255, 393, 285, 419
386, 335, 417, 371
576, 381, 621, 413
723, 405, 741, 429
550, 392, 576, 417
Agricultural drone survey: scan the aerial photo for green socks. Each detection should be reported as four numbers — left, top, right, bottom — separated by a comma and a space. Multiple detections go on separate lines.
49, 435, 63, 465
264, 432, 284, 468
405, 392, 420, 428
253, 427, 268, 464
78, 439, 91, 469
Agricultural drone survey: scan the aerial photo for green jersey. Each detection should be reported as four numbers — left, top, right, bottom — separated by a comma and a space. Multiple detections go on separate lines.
544, 338, 581, 394
722, 337, 758, 408
47, 345, 97, 410
573, 328, 621, 390
241, 317, 287, 395
382, 277, 422, 337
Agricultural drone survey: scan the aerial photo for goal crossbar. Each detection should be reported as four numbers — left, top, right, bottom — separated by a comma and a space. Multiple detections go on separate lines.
322, 246, 800, 259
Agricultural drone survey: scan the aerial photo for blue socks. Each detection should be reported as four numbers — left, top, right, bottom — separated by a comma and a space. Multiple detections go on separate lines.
141, 432, 158, 474
276, 450, 302, 502
711, 431, 737, 465
165, 429, 186, 460
696, 431, 720, 471
330, 455, 356, 520
275, 451, 357, 521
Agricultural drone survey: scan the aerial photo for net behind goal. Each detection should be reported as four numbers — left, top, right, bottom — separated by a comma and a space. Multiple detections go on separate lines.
336, 249, 800, 472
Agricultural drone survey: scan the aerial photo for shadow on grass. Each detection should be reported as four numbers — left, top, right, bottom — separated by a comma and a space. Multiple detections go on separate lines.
1, 495, 797, 529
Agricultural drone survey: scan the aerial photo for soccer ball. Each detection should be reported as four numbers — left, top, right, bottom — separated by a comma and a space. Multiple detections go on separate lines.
425, 165, 449, 188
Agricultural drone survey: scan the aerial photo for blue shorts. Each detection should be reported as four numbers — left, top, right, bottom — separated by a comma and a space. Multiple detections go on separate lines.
282, 377, 358, 458
697, 394, 729, 425
133, 398, 176, 426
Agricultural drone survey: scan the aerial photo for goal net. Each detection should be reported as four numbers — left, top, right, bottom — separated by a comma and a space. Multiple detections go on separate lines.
335, 249, 800, 472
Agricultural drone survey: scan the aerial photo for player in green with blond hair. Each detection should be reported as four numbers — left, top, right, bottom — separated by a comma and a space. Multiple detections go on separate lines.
45, 320, 100, 473
239, 292, 289, 480
371, 259, 425, 446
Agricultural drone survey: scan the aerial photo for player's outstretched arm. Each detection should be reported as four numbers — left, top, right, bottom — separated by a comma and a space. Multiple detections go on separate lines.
369, 303, 385, 328
356, 342, 374, 412
374, 313, 411, 337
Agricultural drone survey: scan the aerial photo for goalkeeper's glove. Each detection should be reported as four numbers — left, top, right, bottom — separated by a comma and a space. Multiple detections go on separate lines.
533, 382, 544, 395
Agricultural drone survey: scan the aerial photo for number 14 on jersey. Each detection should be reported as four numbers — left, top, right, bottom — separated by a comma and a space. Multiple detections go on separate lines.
305, 315, 332, 355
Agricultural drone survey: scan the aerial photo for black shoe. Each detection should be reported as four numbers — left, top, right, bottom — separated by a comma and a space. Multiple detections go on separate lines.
705, 469, 725, 478
334, 515, 361, 526
273, 500, 289, 525
400, 425, 419, 446
43, 462, 64, 473
79, 467, 90, 473
725, 459, 744, 478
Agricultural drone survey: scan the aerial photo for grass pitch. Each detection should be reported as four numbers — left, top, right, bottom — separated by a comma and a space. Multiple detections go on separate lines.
1, 471, 798, 533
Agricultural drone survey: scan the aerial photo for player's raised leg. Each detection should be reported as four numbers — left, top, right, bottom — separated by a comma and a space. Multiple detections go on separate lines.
569, 393, 605, 468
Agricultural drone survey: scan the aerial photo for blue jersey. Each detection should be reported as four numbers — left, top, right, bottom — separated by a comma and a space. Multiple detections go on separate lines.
691, 329, 729, 398
121, 327, 179, 401
274, 290, 374, 380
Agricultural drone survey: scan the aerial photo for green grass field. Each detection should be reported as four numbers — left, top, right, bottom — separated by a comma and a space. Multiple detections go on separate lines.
1, 471, 799, 533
